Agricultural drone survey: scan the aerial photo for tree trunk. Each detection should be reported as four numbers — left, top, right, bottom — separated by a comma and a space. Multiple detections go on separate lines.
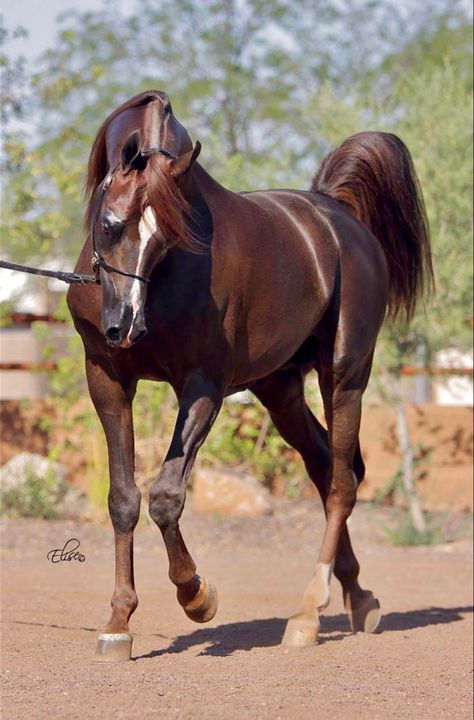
395, 401, 427, 533
254, 411, 271, 458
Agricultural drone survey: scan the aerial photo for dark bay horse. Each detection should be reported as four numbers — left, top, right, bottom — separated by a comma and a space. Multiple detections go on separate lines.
67, 90, 432, 661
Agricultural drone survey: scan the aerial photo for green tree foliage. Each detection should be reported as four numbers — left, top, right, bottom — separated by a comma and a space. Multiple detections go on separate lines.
302, 16, 472, 537
2, 1, 471, 353
2, 0, 468, 265
1, 1, 471, 524
374, 26, 472, 537
302, 17, 473, 362
384, 22, 472, 363
0, 21, 27, 129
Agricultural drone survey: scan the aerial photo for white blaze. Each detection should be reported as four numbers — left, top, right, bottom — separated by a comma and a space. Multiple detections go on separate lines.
128, 206, 158, 333
138, 205, 158, 249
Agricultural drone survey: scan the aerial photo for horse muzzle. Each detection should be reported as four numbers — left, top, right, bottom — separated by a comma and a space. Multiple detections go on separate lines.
103, 305, 148, 348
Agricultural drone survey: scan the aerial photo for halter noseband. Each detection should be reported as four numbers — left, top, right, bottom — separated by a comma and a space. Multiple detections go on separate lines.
91, 147, 177, 284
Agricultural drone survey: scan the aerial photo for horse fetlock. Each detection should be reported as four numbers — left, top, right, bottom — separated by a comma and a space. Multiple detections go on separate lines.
311, 561, 333, 612
176, 574, 201, 604
334, 554, 360, 588
281, 614, 320, 648
180, 576, 218, 623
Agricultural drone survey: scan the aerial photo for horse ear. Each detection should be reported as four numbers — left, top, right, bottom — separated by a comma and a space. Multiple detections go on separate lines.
168, 141, 201, 179
121, 130, 143, 172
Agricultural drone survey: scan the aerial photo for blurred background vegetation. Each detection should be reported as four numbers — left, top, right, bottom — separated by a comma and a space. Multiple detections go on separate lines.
0, 0, 472, 538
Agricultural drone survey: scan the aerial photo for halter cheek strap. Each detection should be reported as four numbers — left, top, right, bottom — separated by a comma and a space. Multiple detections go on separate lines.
90, 170, 144, 283
91, 251, 151, 284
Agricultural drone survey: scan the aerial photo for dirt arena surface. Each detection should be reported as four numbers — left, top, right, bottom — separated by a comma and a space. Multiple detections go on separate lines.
1, 500, 473, 720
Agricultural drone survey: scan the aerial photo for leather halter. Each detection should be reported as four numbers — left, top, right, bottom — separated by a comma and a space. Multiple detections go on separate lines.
91, 147, 177, 284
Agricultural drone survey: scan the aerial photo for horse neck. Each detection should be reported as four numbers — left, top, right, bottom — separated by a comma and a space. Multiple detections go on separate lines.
183, 164, 241, 248
183, 163, 235, 209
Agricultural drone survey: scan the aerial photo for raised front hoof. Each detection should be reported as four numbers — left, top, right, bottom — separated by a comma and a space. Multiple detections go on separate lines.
281, 616, 320, 648
347, 591, 381, 634
93, 633, 133, 662
182, 578, 218, 623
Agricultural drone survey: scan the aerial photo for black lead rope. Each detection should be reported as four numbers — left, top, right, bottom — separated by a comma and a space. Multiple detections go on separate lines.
0, 259, 98, 285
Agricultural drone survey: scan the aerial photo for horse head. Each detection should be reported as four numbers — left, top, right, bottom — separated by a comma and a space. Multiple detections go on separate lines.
88, 92, 201, 348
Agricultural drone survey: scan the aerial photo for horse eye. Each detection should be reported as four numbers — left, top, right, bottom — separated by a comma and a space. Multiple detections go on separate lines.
102, 220, 111, 235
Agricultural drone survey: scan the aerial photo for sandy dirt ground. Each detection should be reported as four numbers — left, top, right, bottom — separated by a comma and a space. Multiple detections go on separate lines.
1, 500, 473, 720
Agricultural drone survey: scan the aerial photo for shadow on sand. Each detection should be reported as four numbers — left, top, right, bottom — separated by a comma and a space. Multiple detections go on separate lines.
134, 604, 473, 660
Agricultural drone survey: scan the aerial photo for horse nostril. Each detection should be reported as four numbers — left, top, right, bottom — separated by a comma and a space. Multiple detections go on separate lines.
105, 326, 122, 345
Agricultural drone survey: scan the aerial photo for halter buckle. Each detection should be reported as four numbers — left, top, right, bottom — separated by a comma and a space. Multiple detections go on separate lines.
91, 252, 101, 280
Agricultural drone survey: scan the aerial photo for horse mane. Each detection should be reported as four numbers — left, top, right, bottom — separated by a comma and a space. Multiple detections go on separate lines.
84, 90, 200, 252
144, 154, 201, 252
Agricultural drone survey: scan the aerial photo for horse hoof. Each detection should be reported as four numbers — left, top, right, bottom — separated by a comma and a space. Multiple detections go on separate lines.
347, 591, 381, 634
281, 616, 320, 648
182, 578, 218, 623
93, 633, 133, 662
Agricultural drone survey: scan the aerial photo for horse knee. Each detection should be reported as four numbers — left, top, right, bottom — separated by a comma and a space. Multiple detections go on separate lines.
149, 483, 185, 528
108, 485, 141, 533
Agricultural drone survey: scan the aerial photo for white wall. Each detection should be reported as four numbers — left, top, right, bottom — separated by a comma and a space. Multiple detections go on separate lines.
434, 349, 473, 407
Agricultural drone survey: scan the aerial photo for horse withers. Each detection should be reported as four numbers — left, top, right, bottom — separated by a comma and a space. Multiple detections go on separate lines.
67, 90, 432, 661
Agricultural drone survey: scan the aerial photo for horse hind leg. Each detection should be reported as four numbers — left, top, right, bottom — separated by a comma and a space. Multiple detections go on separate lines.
315, 355, 381, 638
252, 365, 380, 647
322, 436, 380, 635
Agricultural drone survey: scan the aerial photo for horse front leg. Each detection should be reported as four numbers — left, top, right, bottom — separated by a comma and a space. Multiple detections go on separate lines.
148, 373, 223, 623
86, 359, 141, 662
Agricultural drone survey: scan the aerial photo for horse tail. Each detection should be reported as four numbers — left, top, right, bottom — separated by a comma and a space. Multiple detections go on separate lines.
311, 131, 433, 322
